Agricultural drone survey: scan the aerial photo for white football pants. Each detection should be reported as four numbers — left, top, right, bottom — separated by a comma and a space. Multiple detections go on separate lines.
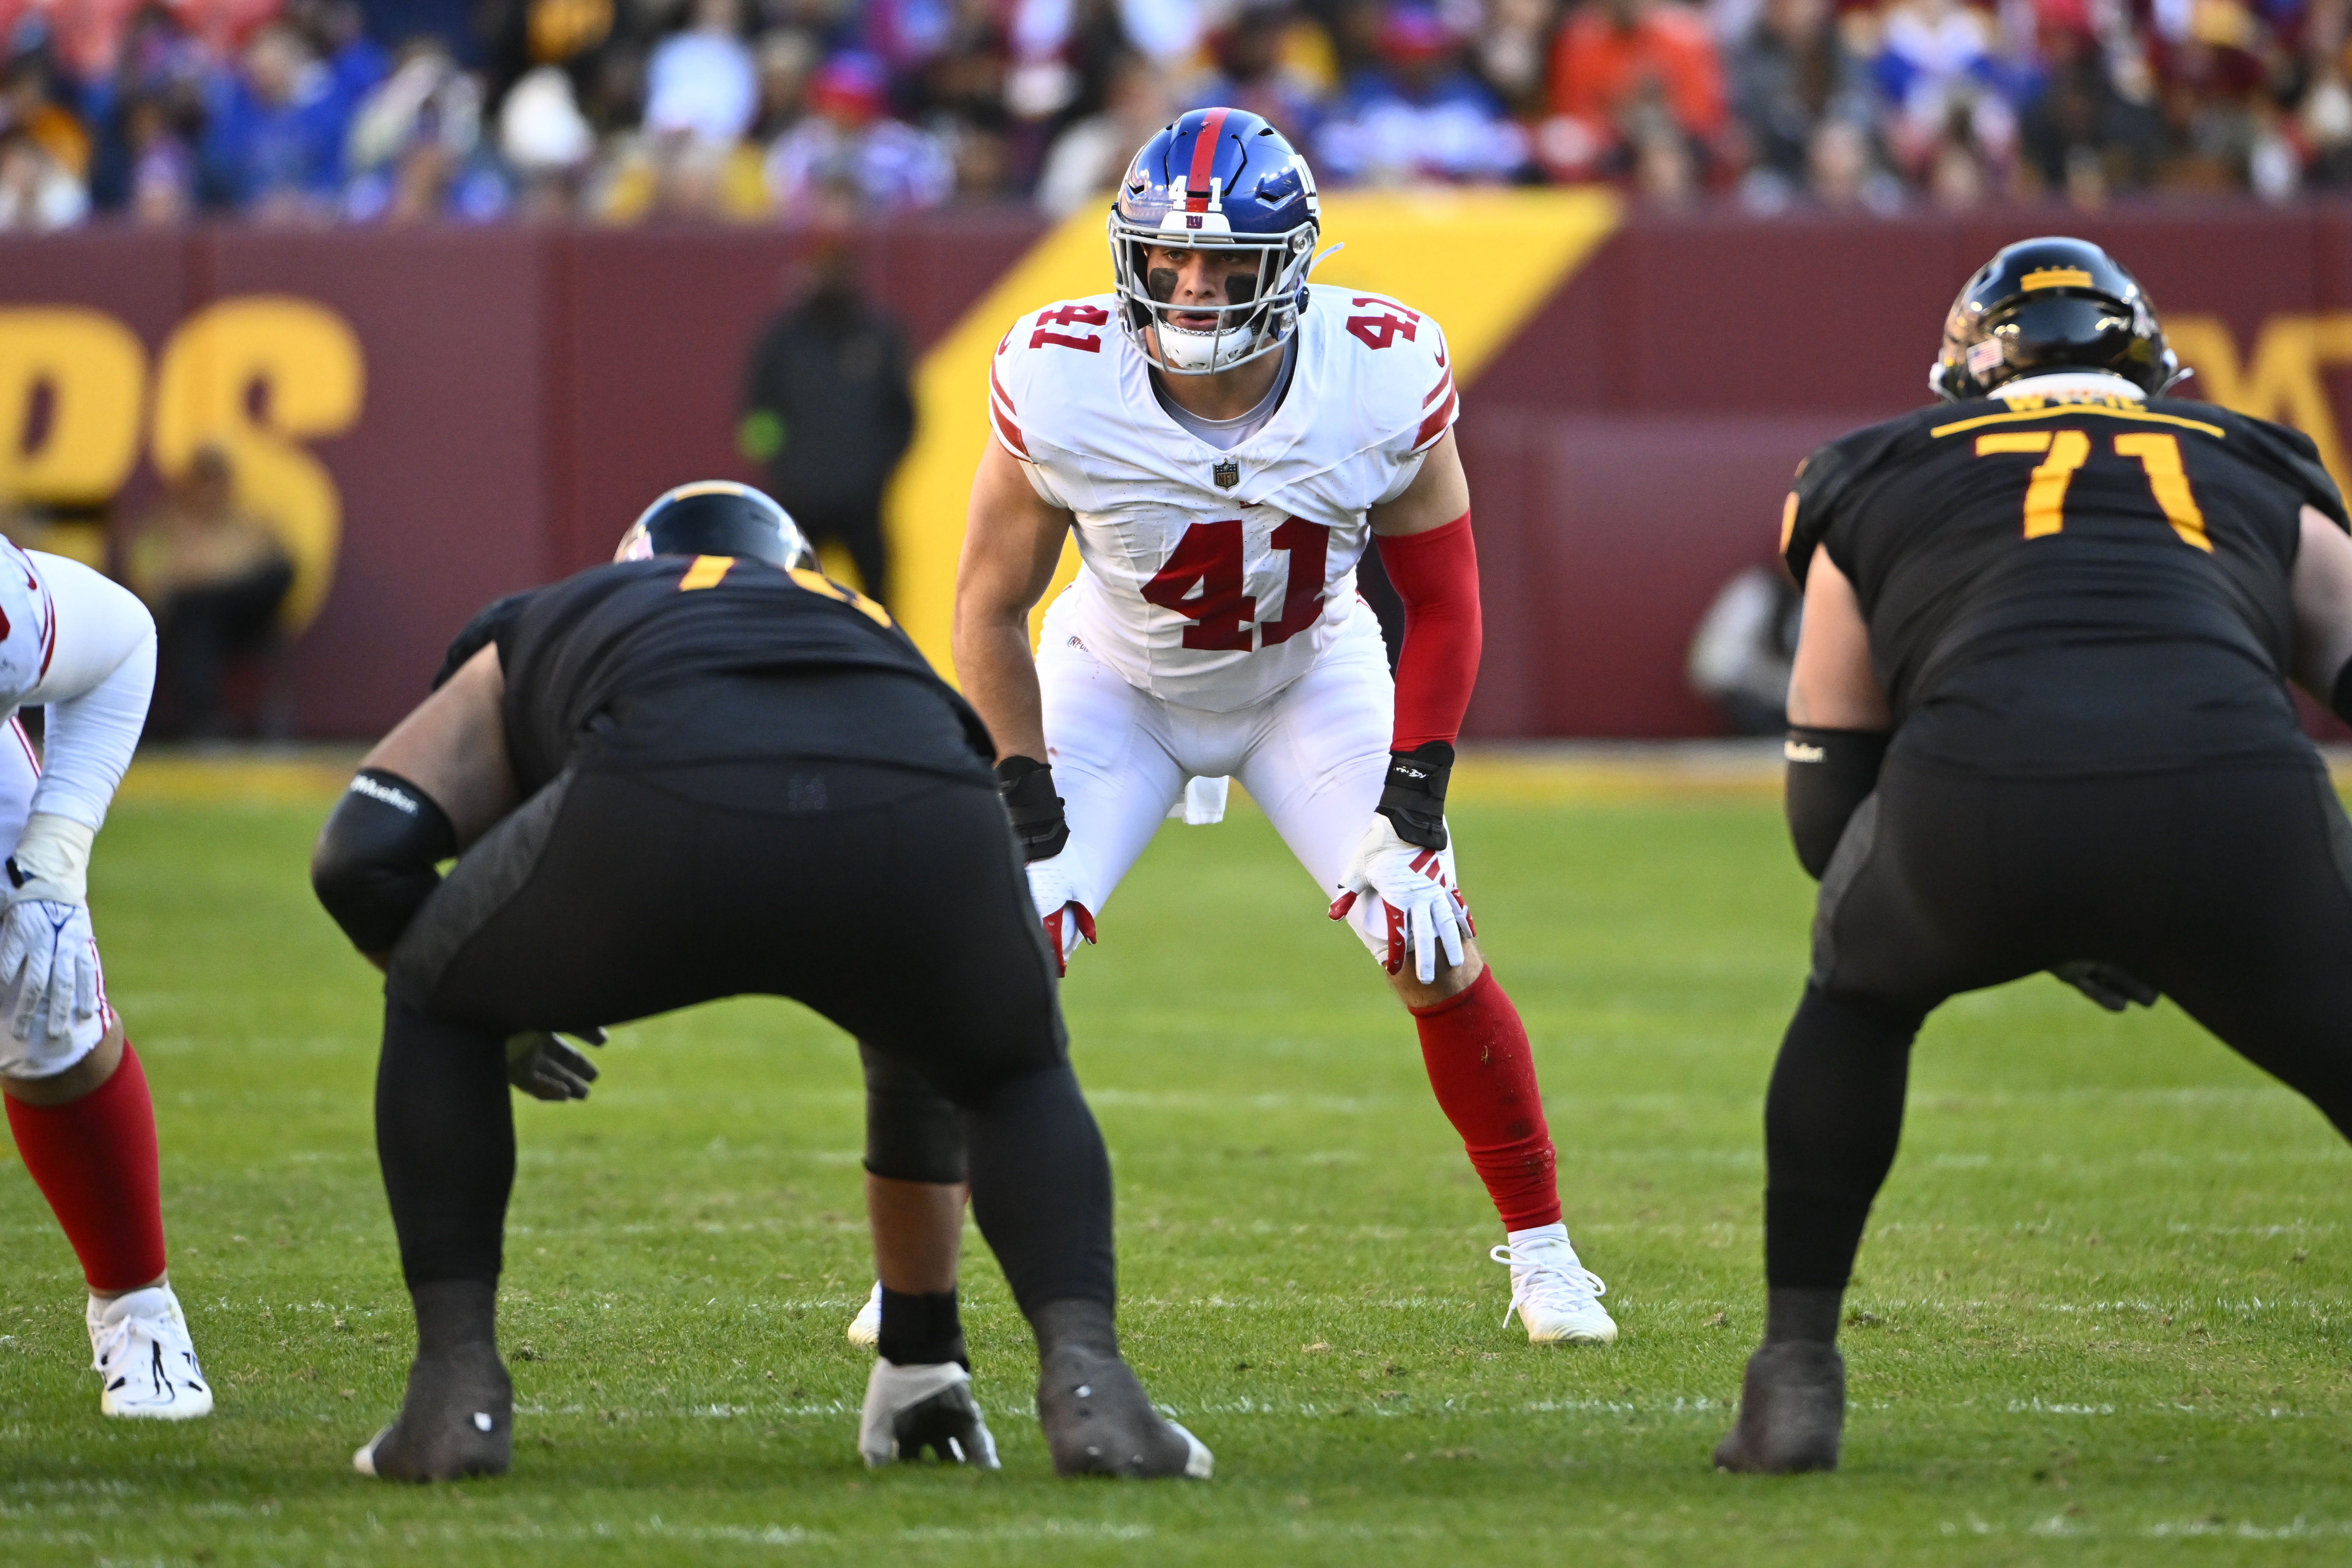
0, 714, 110, 1078
1035, 590, 1460, 967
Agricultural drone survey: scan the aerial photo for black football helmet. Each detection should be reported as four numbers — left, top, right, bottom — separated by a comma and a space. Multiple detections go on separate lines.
1929, 237, 2186, 402
613, 481, 812, 568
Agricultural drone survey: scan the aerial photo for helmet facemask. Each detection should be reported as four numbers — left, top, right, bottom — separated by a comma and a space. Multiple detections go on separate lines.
1108, 214, 1316, 377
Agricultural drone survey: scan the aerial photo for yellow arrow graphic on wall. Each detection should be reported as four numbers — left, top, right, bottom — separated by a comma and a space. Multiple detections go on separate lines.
880, 186, 1624, 676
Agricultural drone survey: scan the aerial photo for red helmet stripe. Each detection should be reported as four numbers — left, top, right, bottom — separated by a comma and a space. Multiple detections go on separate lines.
1185, 108, 1230, 211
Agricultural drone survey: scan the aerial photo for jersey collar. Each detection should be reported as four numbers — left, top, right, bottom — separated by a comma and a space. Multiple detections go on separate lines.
1995, 371, 2148, 401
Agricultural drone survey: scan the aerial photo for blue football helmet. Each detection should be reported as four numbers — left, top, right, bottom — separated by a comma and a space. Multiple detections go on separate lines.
1108, 107, 1321, 377
614, 481, 812, 569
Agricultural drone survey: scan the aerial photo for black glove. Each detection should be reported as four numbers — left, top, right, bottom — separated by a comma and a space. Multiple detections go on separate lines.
506, 1027, 606, 1101
996, 755, 1069, 861
1375, 741, 1453, 852
2051, 961, 2159, 1014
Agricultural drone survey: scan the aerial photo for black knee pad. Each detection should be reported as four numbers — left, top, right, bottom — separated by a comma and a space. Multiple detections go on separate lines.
860, 1041, 968, 1184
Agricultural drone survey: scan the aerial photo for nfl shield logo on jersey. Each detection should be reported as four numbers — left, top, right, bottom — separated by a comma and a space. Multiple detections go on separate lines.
1213, 458, 1240, 489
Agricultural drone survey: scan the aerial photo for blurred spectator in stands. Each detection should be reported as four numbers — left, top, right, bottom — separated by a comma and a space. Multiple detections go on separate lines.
1037, 49, 1170, 215
344, 36, 510, 220
86, 3, 214, 215
645, 0, 755, 144
123, 96, 199, 220
1871, 0, 2017, 183
1924, 106, 1993, 206
2, 39, 90, 186
499, 62, 595, 215
297, 0, 392, 114
749, 26, 815, 138
2301, 0, 2352, 186
359, 0, 483, 65
1319, 3, 1527, 183
739, 242, 915, 604
2019, 15, 2162, 203
1476, 0, 1559, 118
764, 50, 950, 214
1190, 3, 1330, 143
1687, 559, 1800, 734
204, 21, 353, 219
1728, 0, 1867, 208
0, 125, 85, 227
1806, 113, 1903, 209
1544, 0, 1726, 181
126, 445, 294, 741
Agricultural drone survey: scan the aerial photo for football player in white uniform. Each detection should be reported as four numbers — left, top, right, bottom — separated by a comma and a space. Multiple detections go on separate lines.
0, 541, 210, 1416
940, 107, 1613, 1343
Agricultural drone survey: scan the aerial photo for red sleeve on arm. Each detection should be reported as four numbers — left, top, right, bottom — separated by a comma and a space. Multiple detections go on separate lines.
1375, 511, 1482, 751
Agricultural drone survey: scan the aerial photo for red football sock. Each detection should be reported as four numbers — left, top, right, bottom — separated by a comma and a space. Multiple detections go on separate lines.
5, 1042, 167, 1292
1410, 969, 1562, 1231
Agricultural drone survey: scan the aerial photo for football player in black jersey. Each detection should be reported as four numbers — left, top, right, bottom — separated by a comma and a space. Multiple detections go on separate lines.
309, 482, 1211, 1483
1714, 239, 2352, 1473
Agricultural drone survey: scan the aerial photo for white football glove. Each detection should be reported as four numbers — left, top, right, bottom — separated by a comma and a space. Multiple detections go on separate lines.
1024, 851, 1096, 976
1329, 814, 1468, 985
0, 889, 98, 1044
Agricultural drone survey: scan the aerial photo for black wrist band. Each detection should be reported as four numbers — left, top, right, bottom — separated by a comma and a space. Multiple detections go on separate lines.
1376, 741, 1454, 852
2332, 658, 2352, 726
995, 755, 1070, 862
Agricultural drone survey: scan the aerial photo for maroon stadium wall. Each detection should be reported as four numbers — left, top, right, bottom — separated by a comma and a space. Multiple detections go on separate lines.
3, 205, 2350, 739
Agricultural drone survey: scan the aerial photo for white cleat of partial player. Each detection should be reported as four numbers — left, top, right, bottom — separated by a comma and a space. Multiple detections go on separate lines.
846, 1281, 882, 1349
89, 1284, 213, 1419
1491, 1225, 1617, 1345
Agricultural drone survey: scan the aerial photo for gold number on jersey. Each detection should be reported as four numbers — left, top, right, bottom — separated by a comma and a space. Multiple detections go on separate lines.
2114, 433, 2212, 552
1973, 429, 2210, 552
1974, 430, 2090, 538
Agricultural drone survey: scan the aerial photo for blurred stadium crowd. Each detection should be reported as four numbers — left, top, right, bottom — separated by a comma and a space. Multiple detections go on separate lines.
0, 0, 2341, 230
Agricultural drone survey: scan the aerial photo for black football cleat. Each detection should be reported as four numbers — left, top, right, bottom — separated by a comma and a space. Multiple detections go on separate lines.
1714, 1340, 1845, 1474
1037, 1342, 1211, 1479
353, 1342, 513, 1482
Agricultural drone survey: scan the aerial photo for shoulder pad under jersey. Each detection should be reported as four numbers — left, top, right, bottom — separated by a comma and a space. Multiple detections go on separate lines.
989, 294, 1124, 464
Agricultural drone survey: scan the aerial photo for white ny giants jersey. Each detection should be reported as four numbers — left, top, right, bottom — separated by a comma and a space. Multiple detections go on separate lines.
990, 283, 1459, 712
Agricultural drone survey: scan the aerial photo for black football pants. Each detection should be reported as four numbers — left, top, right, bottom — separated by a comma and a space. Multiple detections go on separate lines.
374, 760, 1112, 1316
1767, 757, 2352, 1288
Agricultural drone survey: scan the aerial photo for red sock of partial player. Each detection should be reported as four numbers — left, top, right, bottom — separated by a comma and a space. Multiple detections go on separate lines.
1410, 969, 1562, 1231
5, 1042, 167, 1292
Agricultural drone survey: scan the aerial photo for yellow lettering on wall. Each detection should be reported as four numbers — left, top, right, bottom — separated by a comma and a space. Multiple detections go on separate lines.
2167, 313, 2352, 495
151, 297, 365, 633
0, 308, 146, 505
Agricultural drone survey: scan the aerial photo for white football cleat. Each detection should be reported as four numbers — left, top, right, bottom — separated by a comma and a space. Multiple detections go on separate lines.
1491, 1225, 1616, 1345
858, 1358, 1000, 1468
88, 1284, 213, 1419
846, 1281, 881, 1349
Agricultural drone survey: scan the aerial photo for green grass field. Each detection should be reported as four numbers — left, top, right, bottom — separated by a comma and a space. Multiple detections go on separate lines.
3, 767, 2350, 1565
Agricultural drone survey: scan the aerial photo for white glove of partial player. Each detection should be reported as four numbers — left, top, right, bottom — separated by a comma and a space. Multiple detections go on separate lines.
1024, 851, 1096, 976
1329, 814, 1468, 985
0, 812, 100, 1045
0, 888, 97, 1044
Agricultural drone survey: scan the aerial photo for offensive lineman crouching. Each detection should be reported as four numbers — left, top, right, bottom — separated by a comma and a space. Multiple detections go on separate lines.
1717, 239, 2352, 1472
311, 483, 1208, 1481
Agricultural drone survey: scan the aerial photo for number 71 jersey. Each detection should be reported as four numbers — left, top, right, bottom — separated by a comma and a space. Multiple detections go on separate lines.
990, 283, 1459, 713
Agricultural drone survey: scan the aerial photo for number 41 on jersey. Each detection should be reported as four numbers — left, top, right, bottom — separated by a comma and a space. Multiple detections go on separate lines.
1142, 518, 1329, 651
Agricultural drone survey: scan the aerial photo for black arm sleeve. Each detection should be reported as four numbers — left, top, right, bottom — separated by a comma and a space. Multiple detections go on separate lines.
312, 769, 458, 953
1784, 727, 1890, 880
